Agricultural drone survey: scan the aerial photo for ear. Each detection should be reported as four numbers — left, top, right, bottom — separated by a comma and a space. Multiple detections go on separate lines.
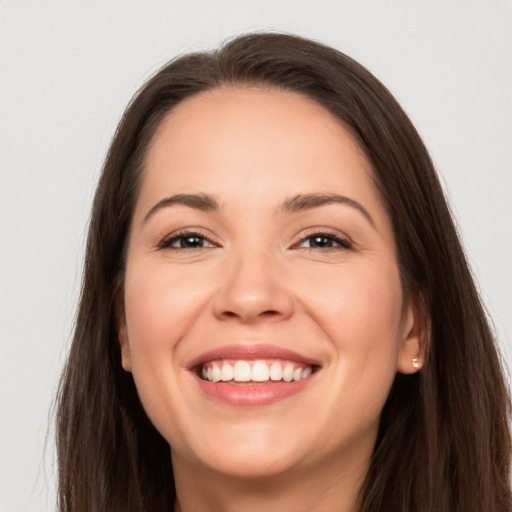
397, 293, 428, 375
116, 306, 132, 373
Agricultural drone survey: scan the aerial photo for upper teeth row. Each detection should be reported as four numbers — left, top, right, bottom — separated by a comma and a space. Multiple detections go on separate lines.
201, 360, 313, 383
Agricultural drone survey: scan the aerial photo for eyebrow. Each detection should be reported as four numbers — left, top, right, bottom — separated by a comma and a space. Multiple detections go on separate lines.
142, 193, 220, 224
142, 191, 375, 228
280, 193, 375, 228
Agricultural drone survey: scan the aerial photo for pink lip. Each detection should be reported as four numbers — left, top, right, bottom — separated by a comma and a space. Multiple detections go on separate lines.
187, 344, 321, 407
195, 378, 316, 407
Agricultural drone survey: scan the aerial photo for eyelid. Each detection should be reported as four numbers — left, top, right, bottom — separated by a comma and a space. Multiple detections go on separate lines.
157, 228, 221, 250
290, 227, 353, 250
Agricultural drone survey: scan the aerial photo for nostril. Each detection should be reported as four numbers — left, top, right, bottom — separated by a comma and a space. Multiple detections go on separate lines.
221, 309, 281, 320
261, 310, 279, 317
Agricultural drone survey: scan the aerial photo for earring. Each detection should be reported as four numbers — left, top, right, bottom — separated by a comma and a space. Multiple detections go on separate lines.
412, 358, 422, 369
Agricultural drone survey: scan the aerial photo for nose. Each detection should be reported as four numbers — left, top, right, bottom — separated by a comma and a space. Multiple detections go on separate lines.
212, 251, 294, 324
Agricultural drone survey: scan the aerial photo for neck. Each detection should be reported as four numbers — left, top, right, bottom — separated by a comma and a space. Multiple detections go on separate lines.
172, 451, 368, 512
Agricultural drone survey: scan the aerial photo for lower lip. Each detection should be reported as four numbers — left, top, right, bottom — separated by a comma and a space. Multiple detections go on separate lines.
194, 374, 316, 407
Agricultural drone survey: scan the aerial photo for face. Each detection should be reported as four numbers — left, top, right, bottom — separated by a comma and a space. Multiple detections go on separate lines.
118, 87, 423, 482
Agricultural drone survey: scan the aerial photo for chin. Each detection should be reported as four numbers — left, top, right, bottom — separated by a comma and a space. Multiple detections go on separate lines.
200, 449, 302, 480
175, 422, 309, 479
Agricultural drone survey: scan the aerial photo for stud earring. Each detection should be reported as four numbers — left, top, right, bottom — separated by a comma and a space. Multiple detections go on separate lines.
412, 358, 422, 369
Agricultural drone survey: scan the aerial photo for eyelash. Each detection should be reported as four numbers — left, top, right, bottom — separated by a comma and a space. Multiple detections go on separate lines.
294, 231, 352, 251
158, 230, 217, 250
158, 229, 352, 252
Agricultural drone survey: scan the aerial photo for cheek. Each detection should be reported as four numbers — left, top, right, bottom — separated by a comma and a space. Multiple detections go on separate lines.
319, 266, 403, 428
314, 262, 402, 342
122, 262, 210, 435
123, 261, 210, 359
298, 261, 404, 387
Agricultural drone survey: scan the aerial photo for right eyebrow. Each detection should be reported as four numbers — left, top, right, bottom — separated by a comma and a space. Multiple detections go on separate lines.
142, 193, 220, 225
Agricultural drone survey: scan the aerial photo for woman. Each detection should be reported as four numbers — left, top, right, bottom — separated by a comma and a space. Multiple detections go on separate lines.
56, 33, 511, 511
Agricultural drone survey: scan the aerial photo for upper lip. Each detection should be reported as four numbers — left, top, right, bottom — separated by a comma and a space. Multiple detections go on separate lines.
187, 343, 322, 370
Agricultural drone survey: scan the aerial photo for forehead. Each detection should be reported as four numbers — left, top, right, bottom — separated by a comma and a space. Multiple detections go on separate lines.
138, 86, 385, 223
147, 86, 370, 172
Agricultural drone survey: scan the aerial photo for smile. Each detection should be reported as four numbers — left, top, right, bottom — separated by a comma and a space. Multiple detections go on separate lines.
189, 344, 320, 406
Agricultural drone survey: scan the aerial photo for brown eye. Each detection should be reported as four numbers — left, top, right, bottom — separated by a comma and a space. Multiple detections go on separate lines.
159, 232, 216, 250
298, 234, 351, 250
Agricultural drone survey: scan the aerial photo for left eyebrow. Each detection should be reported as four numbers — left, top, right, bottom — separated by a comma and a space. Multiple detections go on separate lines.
280, 193, 376, 229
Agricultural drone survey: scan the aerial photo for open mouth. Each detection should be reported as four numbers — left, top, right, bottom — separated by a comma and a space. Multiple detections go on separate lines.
189, 345, 321, 406
198, 359, 314, 383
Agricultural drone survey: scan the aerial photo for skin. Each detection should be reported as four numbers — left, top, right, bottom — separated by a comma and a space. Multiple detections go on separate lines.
118, 87, 424, 512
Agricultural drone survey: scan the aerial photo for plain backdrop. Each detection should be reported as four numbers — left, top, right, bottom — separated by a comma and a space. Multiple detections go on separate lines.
1, 1, 511, 511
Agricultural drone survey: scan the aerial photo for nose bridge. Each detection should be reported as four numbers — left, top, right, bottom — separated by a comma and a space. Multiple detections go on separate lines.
213, 242, 293, 323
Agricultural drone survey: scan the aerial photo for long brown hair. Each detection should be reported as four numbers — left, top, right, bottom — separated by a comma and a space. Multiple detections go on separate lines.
56, 32, 511, 511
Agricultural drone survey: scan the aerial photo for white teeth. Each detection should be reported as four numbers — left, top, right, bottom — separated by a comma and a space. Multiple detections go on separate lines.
251, 361, 270, 382
269, 361, 283, 381
283, 364, 294, 382
212, 363, 221, 383
220, 363, 234, 381
233, 361, 251, 382
302, 366, 312, 379
200, 360, 314, 383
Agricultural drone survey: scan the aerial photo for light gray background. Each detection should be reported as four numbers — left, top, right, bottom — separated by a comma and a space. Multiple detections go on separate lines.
1, 1, 511, 511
